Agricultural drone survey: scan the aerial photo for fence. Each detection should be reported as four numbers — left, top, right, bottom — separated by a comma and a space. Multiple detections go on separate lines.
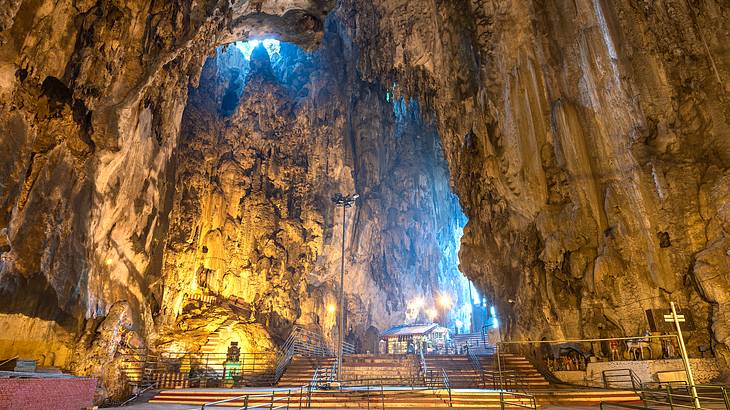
121, 325, 347, 390
200, 389, 294, 410
494, 335, 684, 387
120, 350, 278, 388
638, 383, 730, 410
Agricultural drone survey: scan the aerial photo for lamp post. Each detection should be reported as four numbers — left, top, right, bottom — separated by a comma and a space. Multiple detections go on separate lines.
331, 192, 358, 383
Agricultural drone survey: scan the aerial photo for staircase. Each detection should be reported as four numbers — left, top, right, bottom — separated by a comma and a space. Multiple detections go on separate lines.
149, 386, 641, 408
452, 332, 493, 355
424, 355, 482, 388
341, 354, 421, 386
277, 355, 336, 387
201, 319, 238, 354
479, 353, 550, 389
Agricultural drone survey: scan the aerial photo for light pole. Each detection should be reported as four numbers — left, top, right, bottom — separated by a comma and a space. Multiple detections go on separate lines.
665, 302, 700, 409
331, 192, 358, 383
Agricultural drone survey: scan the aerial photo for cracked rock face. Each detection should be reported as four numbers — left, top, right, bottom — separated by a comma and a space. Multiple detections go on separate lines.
1, 0, 730, 401
334, 0, 730, 363
0, 1, 469, 399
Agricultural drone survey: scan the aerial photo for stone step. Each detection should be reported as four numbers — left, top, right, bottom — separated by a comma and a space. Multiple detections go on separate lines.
150, 387, 640, 408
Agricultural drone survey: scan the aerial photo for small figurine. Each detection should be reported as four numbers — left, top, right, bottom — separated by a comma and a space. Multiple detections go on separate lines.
610, 339, 620, 361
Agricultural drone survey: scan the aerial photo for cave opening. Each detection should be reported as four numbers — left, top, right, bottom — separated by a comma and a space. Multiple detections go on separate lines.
160, 26, 487, 356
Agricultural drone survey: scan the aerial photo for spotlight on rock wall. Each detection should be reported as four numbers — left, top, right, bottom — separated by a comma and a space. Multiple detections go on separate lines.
412, 297, 425, 309
327, 304, 336, 314
437, 294, 452, 308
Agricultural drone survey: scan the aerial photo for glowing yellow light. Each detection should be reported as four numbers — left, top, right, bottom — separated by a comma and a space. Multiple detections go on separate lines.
426, 308, 438, 320
327, 304, 336, 314
104, 258, 114, 266
437, 294, 452, 308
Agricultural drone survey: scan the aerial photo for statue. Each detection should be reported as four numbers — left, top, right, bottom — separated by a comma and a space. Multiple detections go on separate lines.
609, 339, 620, 361
226, 341, 241, 363
625, 332, 652, 360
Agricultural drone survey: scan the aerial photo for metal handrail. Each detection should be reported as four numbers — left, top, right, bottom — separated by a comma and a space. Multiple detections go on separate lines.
343, 341, 356, 354
329, 361, 337, 384
484, 368, 524, 392
441, 368, 452, 407
273, 326, 337, 384
603, 368, 642, 391
419, 350, 428, 386
200, 390, 293, 410
639, 383, 730, 410
118, 382, 157, 407
311, 367, 320, 390
200, 393, 250, 408
468, 349, 486, 387
499, 391, 538, 410
120, 352, 278, 388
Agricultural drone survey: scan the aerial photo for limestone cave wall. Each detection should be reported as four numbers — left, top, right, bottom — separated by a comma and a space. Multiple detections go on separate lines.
335, 0, 730, 362
156, 34, 470, 354
0, 0, 335, 399
0, 0, 469, 397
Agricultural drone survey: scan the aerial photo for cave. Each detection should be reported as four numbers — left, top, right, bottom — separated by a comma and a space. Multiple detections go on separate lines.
0, 0, 729, 408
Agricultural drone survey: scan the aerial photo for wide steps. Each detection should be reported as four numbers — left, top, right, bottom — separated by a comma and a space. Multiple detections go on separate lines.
278, 356, 335, 386
150, 388, 640, 408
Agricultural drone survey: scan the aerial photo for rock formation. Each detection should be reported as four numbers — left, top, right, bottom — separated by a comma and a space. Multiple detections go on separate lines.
334, 0, 729, 363
158, 36, 470, 354
1, 0, 729, 401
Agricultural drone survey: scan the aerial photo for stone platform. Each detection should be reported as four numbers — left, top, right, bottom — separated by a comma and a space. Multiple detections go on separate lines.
553, 358, 721, 386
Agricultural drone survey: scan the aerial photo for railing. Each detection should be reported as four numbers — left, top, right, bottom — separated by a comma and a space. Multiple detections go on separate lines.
468, 349, 486, 387
639, 383, 730, 410
496, 335, 684, 388
343, 340, 356, 354
484, 369, 525, 392
305, 382, 392, 410
280, 326, 335, 357
328, 361, 337, 384
120, 350, 278, 388
200, 390, 291, 409
118, 382, 157, 407
499, 391, 538, 410
273, 326, 337, 384
310, 367, 320, 389
441, 368, 452, 407
419, 349, 428, 386
602, 368, 642, 391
